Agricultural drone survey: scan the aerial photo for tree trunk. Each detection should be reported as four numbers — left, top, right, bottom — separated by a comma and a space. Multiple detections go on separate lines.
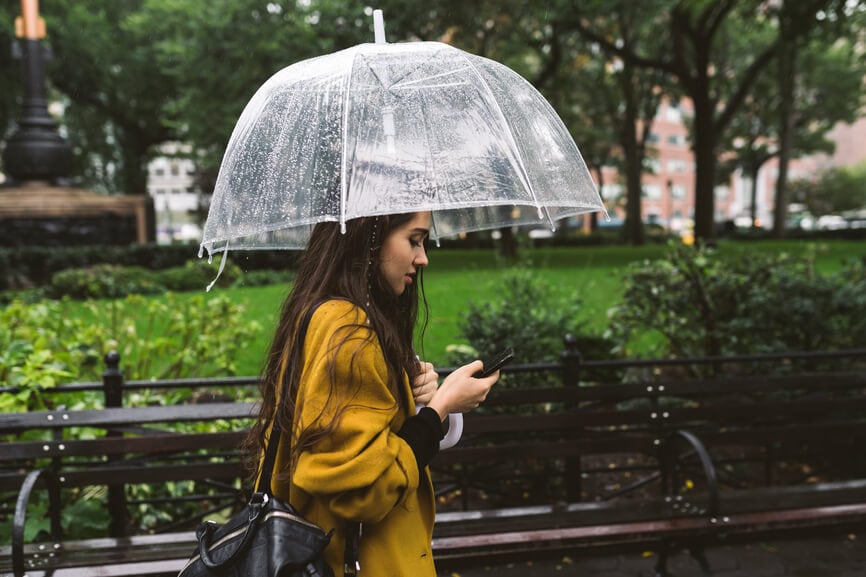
773, 28, 797, 238
591, 165, 605, 232
624, 143, 644, 245
498, 226, 517, 261
119, 130, 156, 242
692, 89, 718, 245
621, 63, 644, 246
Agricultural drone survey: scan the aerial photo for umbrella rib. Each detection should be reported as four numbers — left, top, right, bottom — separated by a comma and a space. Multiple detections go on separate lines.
459, 53, 554, 231
418, 91, 443, 244
390, 66, 472, 90
339, 48, 360, 234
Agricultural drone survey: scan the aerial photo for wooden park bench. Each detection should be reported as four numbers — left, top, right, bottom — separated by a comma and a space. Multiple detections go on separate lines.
0, 353, 258, 577
2, 346, 866, 576
430, 344, 866, 573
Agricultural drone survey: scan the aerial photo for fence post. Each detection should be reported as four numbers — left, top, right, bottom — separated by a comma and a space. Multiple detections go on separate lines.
102, 351, 128, 537
561, 334, 583, 501
103, 351, 123, 409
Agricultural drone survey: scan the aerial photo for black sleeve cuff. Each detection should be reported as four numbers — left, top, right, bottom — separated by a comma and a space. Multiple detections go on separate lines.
397, 407, 446, 469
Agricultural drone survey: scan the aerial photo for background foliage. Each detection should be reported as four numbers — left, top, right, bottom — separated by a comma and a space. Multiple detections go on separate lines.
2, 1, 864, 244
789, 162, 866, 217
608, 242, 866, 366
0, 293, 261, 412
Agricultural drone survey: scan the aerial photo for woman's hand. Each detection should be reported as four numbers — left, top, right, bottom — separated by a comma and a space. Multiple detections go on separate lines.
412, 361, 439, 406
426, 360, 498, 421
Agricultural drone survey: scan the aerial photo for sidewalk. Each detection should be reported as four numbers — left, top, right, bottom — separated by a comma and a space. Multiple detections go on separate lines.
437, 532, 866, 576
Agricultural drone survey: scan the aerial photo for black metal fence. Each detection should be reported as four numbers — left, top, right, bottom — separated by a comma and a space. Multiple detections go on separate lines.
4, 342, 866, 538
4, 340, 866, 408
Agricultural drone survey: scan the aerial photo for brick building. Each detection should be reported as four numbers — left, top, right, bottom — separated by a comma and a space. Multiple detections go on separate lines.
597, 99, 866, 232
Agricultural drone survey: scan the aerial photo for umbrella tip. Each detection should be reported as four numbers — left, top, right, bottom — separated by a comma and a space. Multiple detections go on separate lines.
373, 9, 386, 44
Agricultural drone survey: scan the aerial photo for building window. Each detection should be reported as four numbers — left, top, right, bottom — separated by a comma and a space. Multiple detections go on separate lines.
665, 105, 682, 122
644, 158, 661, 173
644, 184, 662, 199
601, 183, 623, 199
668, 159, 689, 173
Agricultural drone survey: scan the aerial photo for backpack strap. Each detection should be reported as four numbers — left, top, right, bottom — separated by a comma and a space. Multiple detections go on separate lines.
255, 301, 363, 575
256, 303, 318, 493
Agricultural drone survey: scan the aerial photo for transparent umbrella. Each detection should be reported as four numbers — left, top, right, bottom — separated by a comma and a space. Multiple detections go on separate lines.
200, 11, 605, 265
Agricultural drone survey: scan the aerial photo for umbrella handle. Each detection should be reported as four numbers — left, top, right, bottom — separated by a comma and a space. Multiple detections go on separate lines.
439, 413, 463, 450
416, 404, 463, 451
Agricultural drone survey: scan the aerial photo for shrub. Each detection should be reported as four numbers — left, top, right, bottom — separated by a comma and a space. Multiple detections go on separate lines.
447, 268, 613, 387
234, 269, 295, 287
0, 244, 307, 290
48, 265, 164, 299
0, 299, 100, 412
96, 293, 261, 385
0, 294, 261, 413
43, 259, 245, 299
607, 243, 866, 366
157, 260, 242, 292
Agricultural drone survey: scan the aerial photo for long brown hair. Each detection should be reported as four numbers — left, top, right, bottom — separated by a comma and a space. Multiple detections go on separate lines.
244, 213, 428, 477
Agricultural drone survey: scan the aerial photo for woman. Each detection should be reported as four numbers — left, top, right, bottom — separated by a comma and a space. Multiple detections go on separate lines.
246, 211, 499, 576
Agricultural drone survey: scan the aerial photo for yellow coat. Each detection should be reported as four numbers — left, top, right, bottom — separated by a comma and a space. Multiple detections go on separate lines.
269, 299, 437, 577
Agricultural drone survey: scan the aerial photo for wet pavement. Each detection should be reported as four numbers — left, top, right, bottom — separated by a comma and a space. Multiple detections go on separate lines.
436, 532, 866, 576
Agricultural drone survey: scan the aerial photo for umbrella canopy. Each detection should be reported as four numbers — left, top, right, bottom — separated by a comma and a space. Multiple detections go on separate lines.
200, 14, 604, 260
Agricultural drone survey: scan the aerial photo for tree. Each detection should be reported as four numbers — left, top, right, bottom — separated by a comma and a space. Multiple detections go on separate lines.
407, 2, 649, 243
767, 0, 866, 236
720, 93, 780, 228
13, 0, 378, 199
136, 0, 380, 191
572, 0, 782, 243
41, 0, 181, 198
555, 45, 620, 232
789, 162, 866, 217
721, 28, 866, 227
566, 2, 670, 244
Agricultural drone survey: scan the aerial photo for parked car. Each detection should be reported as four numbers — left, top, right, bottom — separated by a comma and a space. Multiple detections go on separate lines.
816, 215, 849, 230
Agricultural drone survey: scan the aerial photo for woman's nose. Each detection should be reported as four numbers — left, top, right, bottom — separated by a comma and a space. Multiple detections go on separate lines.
415, 247, 429, 267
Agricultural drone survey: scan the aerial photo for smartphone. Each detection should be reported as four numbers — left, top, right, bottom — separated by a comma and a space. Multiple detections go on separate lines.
476, 347, 515, 378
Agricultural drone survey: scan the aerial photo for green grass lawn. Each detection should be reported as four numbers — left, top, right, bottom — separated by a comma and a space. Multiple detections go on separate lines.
59, 239, 866, 377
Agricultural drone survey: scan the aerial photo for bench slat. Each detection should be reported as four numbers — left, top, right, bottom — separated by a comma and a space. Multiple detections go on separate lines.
60, 461, 246, 486
0, 403, 256, 433
2, 431, 246, 460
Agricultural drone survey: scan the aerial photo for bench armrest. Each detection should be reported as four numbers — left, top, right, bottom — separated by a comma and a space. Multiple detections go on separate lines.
13, 469, 60, 577
660, 429, 720, 518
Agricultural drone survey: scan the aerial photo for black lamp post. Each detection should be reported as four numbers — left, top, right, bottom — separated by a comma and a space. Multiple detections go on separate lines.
2, 0, 72, 182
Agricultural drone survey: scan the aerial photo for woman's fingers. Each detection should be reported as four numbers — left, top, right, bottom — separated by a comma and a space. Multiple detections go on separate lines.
430, 361, 499, 415
412, 361, 439, 405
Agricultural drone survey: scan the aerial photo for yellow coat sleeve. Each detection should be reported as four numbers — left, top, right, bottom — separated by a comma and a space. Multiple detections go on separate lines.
291, 300, 419, 524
